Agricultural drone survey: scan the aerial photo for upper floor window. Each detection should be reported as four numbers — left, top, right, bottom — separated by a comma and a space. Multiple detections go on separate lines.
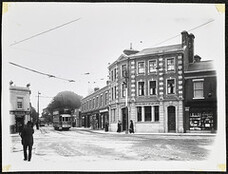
122, 64, 127, 77
193, 80, 204, 99
149, 60, 157, 73
100, 94, 103, 106
105, 92, 108, 105
93, 98, 95, 108
114, 86, 117, 99
138, 62, 145, 74
114, 68, 117, 80
167, 58, 175, 71
122, 83, 126, 97
111, 88, 114, 100
138, 81, 145, 96
17, 97, 23, 109
111, 70, 114, 81
149, 81, 156, 95
167, 79, 175, 94
96, 96, 99, 107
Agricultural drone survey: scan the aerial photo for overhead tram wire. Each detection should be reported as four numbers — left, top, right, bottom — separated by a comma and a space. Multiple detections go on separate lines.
10, 18, 81, 47
9, 62, 75, 82
153, 19, 215, 47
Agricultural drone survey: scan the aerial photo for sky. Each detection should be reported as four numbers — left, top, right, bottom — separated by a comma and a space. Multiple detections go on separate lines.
2, 2, 225, 113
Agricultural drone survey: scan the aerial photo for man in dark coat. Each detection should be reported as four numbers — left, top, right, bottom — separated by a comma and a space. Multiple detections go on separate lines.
129, 120, 134, 134
21, 121, 34, 161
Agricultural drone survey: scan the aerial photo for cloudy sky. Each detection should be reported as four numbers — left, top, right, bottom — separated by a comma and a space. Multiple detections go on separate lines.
2, 2, 225, 113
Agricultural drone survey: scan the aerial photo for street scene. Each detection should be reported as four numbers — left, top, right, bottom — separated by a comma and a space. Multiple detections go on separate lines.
2, 2, 225, 172
9, 126, 216, 171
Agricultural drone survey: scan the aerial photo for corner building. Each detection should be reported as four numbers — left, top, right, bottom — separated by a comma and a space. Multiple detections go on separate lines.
108, 31, 198, 133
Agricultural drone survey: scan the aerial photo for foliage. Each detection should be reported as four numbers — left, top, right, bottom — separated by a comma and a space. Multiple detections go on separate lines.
30, 103, 38, 123
47, 91, 82, 113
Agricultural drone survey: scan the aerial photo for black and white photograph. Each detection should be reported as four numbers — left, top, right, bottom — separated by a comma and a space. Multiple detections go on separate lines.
2, 2, 226, 172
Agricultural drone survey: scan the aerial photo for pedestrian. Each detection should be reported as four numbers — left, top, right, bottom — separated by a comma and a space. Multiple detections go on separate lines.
21, 121, 34, 161
18, 122, 24, 136
117, 120, 121, 133
129, 120, 134, 134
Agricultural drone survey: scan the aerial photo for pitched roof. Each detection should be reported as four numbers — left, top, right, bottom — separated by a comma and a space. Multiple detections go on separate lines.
187, 60, 215, 72
130, 44, 183, 57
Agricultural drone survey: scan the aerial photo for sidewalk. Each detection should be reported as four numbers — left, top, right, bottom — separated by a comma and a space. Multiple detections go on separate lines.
76, 127, 217, 136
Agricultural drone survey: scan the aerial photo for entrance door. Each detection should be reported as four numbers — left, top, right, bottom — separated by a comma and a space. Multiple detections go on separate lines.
122, 108, 127, 131
168, 106, 176, 132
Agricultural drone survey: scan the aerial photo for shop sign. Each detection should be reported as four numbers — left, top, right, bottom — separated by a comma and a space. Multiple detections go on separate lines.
99, 109, 108, 113
137, 102, 159, 106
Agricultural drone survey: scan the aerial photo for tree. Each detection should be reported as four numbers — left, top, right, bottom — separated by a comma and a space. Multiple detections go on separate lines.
30, 103, 37, 125
47, 91, 82, 113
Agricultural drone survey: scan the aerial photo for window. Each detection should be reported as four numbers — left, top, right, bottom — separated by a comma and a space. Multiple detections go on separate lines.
145, 106, 151, 121
122, 83, 126, 97
111, 70, 114, 81
149, 81, 156, 95
167, 58, 175, 71
17, 97, 23, 109
89, 100, 92, 109
193, 80, 204, 98
138, 62, 145, 74
149, 60, 157, 73
105, 92, 108, 105
114, 68, 117, 80
114, 86, 117, 99
167, 79, 175, 94
137, 107, 142, 122
100, 94, 103, 106
138, 82, 145, 96
93, 98, 95, 108
122, 65, 127, 77
111, 88, 114, 100
154, 106, 159, 121
96, 96, 99, 107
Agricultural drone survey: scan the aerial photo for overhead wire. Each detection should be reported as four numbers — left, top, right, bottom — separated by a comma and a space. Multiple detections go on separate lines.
9, 62, 75, 82
153, 19, 215, 47
10, 18, 81, 46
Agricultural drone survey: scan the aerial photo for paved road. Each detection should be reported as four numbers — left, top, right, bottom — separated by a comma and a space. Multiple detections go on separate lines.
11, 126, 215, 162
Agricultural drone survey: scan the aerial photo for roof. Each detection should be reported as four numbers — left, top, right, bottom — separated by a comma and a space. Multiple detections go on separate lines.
187, 60, 215, 72
130, 44, 183, 57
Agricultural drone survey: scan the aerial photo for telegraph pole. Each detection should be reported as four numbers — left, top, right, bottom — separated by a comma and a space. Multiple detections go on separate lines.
36, 91, 41, 130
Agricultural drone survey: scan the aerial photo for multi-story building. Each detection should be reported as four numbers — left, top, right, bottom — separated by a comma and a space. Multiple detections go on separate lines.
81, 31, 217, 133
81, 86, 109, 129
184, 56, 217, 132
9, 82, 31, 133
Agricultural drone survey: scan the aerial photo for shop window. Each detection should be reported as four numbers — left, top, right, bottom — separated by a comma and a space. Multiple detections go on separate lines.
167, 79, 175, 94
17, 97, 23, 109
137, 107, 142, 122
149, 81, 156, 95
167, 58, 175, 71
149, 60, 157, 73
145, 106, 151, 121
193, 80, 204, 99
138, 81, 145, 96
154, 106, 159, 121
138, 62, 145, 74
190, 112, 213, 131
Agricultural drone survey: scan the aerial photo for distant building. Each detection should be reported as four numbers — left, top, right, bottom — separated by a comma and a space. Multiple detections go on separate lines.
81, 86, 109, 130
9, 82, 31, 133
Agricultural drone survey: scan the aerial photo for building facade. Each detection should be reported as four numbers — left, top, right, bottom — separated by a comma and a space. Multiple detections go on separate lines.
80, 31, 217, 133
184, 57, 217, 132
81, 86, 109, 129
9, 83, 31, 133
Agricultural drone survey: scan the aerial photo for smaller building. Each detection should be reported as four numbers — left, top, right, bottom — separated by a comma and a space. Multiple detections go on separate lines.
81, 86, 109, 130
184, 56, 217, 132
9, 82, 31, 133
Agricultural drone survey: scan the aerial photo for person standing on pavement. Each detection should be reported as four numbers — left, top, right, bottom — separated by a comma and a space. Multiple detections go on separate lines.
129, 120, 134, 134
21, 121, 34, 161
117, 120, 121, 133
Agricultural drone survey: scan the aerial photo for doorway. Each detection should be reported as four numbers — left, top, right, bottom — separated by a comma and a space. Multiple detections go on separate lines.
122, 107, 127, 131
168, 106, 176, 132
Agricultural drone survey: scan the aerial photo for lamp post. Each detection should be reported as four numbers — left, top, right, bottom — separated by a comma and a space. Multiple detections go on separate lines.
36, 91, 41, 130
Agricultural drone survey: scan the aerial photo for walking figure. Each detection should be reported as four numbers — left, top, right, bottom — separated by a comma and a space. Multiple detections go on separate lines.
129, 120, 134, 134
117, 120, 121, 133
21, 121, 34, 161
